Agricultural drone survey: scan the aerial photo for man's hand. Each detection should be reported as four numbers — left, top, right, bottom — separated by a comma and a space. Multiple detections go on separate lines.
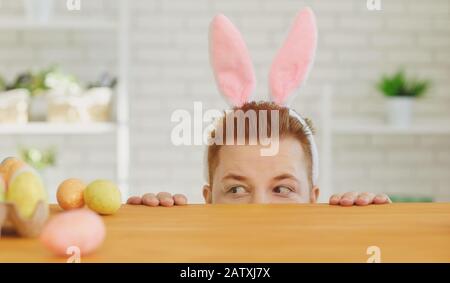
127, 192, 188, 207
329, 192, 391, 206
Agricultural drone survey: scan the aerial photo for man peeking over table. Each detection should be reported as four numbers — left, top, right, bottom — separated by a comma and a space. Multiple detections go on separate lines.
127, 8, 391, 207
127, 102, 391, 207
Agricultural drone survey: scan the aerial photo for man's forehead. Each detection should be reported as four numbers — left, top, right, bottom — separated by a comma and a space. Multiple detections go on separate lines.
216, 137, 307, 172
218, 136, 305, 156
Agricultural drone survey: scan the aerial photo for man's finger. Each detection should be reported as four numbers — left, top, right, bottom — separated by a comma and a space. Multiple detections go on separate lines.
374, 193, 391, 204
142, 193, 159, 207
173, 194, 187, 205
355, 192, 376, 206
157, 192, 175, 207
127, 196, 142, 205
339, 192, 359, 206
329, 194, 342, 205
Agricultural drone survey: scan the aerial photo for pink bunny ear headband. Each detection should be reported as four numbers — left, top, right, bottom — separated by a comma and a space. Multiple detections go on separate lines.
208, 7, 319, 186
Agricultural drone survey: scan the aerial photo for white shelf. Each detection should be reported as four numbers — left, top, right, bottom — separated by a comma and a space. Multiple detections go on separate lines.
0, 18, 117, 30
332, 124, 450, 135
0, 122, 117, 135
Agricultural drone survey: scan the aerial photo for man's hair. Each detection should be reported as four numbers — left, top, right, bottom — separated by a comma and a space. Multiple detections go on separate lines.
207, 101, 315, 188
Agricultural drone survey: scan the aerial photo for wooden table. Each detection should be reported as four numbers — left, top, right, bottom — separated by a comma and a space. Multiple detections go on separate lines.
0, 203, 449, 262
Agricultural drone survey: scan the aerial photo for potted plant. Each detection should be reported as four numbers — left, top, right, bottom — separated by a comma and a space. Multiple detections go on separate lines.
8, 68, 52, 121
376, 70, 430, 127
19, 146, 56, 171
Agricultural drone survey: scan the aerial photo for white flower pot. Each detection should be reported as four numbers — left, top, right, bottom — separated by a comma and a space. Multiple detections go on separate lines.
386, 97, 414, 127
24, 0, 54, 23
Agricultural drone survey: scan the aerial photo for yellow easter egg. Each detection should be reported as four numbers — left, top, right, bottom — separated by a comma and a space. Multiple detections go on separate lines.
6, 168, 47, 219
0, 175, 5, 202
84, 180, 121, 215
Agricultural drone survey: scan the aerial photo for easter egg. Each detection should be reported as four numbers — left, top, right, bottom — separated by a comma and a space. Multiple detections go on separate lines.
6, 167, 47, 219
84, 180, 121, 215
0, 175, 5, 202
40, 208, 105, 256
57, 178, 86, 210
0, 157, 26, 186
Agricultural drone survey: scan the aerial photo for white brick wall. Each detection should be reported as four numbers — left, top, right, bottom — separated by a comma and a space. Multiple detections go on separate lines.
0, 0, 449, 203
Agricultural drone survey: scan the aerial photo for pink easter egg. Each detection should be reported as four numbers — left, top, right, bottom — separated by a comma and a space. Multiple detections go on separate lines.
40, 208, 105, 256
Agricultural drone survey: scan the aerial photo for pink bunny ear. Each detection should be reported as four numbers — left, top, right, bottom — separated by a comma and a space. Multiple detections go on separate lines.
209, 14, 256, 107
269, 7, 317, 106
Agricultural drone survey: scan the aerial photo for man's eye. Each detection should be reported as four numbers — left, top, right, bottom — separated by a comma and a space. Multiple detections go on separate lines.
273, 186, 293, 195
228, 186, 247, 194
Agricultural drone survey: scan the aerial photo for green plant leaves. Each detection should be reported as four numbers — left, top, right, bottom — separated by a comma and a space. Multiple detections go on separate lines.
376, 70, 430, 98
18, 147, 57, 171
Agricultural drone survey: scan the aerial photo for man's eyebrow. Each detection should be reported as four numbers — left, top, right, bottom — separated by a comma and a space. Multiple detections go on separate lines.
222, 173, 248, 182
273, 173, 299, 182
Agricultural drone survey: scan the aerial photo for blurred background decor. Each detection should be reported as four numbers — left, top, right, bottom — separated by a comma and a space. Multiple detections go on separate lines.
0, 67, 116, 123
46, 70, 116, 123
0, 0, 449, 203
0, 0, 128, 204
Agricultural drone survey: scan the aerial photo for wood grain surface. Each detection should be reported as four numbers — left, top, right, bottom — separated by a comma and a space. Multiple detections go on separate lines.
0, 203, 449, 262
